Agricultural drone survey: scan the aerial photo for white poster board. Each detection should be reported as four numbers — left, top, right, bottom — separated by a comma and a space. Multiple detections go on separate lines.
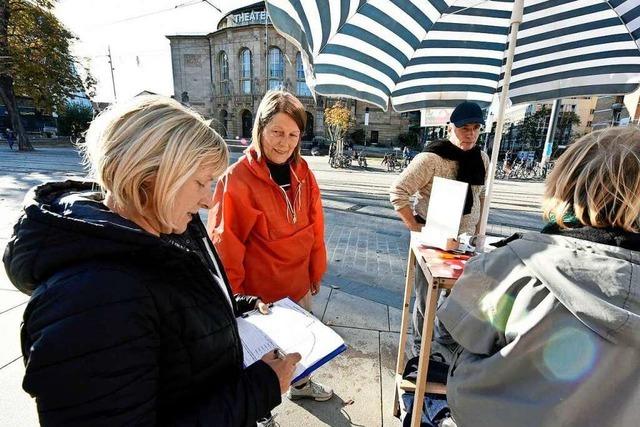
419, 177, 468, 249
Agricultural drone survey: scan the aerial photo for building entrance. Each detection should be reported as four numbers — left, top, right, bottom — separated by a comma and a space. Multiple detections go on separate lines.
241, 110, 253, 138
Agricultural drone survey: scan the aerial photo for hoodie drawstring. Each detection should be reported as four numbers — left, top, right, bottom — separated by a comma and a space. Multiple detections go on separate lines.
274, 167, 303, 224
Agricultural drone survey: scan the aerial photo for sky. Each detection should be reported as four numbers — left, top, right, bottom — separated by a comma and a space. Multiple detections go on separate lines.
55, 0, 256, 102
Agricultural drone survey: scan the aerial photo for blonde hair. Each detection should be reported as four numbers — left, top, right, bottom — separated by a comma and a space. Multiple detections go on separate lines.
249, 90, 306, 162
82, 95, 228, 232
543, 126, 640, 232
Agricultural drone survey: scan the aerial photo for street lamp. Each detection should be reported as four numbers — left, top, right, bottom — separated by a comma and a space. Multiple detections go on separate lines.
611, 102, 624, 127
364, 107, 369, 147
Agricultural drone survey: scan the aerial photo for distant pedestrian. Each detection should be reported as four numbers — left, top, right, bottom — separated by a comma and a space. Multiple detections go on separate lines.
402, 146, 413, 168
5, 128, 15, 150
504, 149, 513, 170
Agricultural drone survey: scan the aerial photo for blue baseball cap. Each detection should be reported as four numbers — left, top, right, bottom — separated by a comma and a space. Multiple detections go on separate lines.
450, 101, 485, 127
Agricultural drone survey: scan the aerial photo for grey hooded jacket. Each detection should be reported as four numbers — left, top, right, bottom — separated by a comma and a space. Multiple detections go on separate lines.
439, 232, 640, 427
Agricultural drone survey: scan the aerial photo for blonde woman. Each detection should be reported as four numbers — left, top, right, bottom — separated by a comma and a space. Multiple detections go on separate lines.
436, 126, 640, 427
3, 96, 300, 426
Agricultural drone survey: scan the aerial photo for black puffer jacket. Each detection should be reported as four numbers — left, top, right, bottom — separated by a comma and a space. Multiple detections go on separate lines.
3, 181, 281, 426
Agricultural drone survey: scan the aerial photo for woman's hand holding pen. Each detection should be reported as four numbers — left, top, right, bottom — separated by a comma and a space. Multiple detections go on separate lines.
256, 299, 271, 314
262, 349, 302, 393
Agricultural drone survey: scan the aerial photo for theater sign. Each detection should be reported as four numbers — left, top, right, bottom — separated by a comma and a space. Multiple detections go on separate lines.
229, 9, 269, 27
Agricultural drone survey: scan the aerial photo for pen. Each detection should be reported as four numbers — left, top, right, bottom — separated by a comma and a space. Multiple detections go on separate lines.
274, 348, 287, 360
437, 252, 471, 260
241, 302, 275, 318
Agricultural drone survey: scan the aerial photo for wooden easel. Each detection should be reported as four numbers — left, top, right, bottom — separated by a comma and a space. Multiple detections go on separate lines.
393, 232, 467, 426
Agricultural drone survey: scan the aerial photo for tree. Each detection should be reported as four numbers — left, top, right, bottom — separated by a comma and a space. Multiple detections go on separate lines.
0, 0, 94, 151
398, 124, 420, 149
520, 105, 550, 150
57, 101, 93, 139
555, 111, 581, 148
324, 101, 352, 143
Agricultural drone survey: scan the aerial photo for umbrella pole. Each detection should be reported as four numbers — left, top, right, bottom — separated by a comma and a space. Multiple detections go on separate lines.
478, 0, 524, 239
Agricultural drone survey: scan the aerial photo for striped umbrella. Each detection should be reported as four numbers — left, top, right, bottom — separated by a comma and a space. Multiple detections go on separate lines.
266, 0, 640, 235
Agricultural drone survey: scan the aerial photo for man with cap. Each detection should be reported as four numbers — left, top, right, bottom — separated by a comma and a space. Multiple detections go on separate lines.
389, 101, 489, 356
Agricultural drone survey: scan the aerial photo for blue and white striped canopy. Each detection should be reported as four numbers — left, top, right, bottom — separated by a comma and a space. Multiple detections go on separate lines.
266, 0, 640, 111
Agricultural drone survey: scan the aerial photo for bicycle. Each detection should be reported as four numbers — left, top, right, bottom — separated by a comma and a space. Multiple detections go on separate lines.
382, 153, 403, 172
354, 150, 368, 168
330, 153, 352, 168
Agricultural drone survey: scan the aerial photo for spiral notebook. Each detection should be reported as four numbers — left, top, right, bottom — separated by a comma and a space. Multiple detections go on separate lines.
236, 298, 347, 384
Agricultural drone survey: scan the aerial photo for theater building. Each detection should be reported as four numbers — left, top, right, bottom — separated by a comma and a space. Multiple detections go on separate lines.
167, 1, 411, 145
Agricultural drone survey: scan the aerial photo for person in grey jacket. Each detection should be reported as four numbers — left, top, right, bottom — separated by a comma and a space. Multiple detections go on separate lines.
438, 126, 640, 427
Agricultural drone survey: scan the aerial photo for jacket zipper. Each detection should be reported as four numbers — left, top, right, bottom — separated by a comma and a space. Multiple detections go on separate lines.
191, 222, 245, 366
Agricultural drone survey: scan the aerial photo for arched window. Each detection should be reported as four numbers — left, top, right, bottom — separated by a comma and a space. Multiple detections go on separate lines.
239, 48, 252, 95
296, 53, 311, 97
219, 51, 230, 95
268, 47, 284, 90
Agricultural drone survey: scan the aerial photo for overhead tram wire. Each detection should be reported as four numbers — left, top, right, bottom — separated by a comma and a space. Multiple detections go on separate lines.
202, 0, 222, 13
104, 0, 218, 26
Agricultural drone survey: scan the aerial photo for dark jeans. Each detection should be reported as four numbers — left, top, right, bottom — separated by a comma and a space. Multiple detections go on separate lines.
412, 263, 455, 357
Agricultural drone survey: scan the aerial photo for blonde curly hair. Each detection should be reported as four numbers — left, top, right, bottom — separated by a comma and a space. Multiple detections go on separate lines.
543, 126, 640, 232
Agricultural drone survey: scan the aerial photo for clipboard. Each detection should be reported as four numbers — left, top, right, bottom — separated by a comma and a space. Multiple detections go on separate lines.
236, 298, 347, 384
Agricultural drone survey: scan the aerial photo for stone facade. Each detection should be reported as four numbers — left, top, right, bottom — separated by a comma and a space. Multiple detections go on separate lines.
167, 3, 409, 145
592, 94, 637, 129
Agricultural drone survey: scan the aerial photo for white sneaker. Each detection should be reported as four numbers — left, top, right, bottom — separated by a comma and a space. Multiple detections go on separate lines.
287, 379, 333, 401
257, 414, 278, 427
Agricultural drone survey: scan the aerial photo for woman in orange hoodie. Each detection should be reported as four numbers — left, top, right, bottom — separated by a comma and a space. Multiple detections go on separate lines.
208, 91, 331, 411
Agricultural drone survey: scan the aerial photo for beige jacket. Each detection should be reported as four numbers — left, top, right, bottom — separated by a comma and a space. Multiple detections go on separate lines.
389, 151, 489, 234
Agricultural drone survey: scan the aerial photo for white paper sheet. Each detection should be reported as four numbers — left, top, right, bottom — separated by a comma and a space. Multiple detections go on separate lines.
236, 298, 346, 383
419, 176, 468, 249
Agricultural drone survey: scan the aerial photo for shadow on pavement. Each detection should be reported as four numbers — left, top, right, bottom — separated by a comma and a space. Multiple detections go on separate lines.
289, 393, 368, 427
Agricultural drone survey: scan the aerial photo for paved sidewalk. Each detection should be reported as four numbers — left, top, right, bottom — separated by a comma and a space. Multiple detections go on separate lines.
0, 279, 409, 427
0, 146, 544, 426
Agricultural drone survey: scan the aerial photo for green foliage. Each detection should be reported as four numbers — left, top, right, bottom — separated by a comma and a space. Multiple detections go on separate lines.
520, 105, 550, 147
57, 102, 93, 138
557, 111, 581, 132
3, 0, 95, 113
398, 132, 418, 149
397, 125, 421, 148
552, 111, 581, 153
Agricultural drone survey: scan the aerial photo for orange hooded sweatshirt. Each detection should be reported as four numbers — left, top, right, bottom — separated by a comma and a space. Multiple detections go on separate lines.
208, 148, 327, 303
